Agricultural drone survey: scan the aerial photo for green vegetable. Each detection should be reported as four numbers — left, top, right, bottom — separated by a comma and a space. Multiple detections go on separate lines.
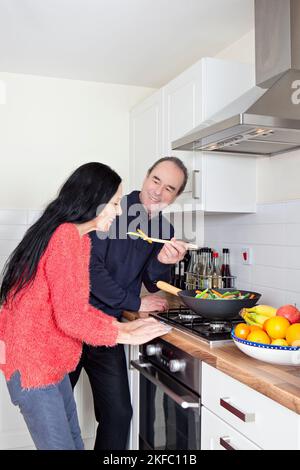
195, 288, 208, 299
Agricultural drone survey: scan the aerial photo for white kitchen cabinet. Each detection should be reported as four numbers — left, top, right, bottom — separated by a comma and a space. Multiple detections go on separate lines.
163, 60, 203, 199
129, 89, 163, 190
201, 406, 261, 450
201, 362, 300, 450
202, 153, 257, 213
130, 57, 257, 213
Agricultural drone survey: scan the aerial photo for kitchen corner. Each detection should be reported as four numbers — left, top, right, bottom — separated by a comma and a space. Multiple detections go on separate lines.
123, 294, 300, 414
123, 292, 300, 450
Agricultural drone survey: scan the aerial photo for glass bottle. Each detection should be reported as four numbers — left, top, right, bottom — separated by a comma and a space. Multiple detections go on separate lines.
174, 262, 180, 287
195, 249, 203, 289
200, 248, 208, 289
186, 249, 197, 289
179, 258, 186, 290
212, 251, 222, 289
221, 248, 232, 288
207, 248, 213, 289
202, 248, 212, 289
184, 251, 191, 278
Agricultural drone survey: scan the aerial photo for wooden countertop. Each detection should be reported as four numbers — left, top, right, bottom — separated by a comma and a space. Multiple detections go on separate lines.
123, 293, 300, 415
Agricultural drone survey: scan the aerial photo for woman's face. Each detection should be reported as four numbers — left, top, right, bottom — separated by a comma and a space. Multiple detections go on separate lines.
95, 183, 123, 232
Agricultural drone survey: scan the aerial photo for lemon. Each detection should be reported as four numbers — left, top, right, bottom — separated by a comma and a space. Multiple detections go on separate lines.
271, 339, 288, 346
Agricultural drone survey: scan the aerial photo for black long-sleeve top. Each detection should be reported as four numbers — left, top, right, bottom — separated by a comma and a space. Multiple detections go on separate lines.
89, 190, 174, 319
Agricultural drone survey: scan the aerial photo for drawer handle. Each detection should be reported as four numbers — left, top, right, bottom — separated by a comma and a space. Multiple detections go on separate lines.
219, 436, 238, 451
220, 397, 255, 423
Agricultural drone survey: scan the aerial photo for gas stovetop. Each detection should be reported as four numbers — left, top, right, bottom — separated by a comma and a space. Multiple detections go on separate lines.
151, 307, 241, 347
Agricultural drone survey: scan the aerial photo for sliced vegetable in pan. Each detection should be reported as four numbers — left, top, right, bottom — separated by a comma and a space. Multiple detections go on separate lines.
194, 289, 256, 300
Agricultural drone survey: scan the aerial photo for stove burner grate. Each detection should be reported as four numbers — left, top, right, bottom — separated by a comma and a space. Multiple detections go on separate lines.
178, 313, 200, 321
154, 307, 240, 342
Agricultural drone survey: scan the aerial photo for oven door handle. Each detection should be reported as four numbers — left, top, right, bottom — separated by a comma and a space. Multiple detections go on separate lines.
131, 359, 200, 409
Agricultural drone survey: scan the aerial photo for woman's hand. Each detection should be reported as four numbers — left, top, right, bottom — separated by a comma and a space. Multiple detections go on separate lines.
120, 317, 157, 332
116, 318, 171, 345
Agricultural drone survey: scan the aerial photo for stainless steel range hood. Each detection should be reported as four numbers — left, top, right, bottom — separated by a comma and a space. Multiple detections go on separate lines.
172, 0, 300, 157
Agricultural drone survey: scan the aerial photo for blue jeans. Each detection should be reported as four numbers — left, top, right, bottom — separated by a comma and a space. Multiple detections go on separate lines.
70, 344, 132, 450
7, 371, 84, 450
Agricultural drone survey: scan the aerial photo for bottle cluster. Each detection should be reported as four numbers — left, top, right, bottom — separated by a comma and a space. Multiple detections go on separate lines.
171, 248, 235, 290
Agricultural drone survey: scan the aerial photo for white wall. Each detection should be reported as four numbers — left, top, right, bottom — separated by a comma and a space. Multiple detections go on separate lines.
0, 74, 156, 450
206, 31, 300, 306
215, 30, 300, 203
257, 149, 300, 203
0, 72, 155, 209
215, 29, 255, 65
204, 200, 300, 308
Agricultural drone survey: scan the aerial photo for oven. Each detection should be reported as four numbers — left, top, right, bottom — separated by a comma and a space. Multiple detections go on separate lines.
130, 338, 201, 450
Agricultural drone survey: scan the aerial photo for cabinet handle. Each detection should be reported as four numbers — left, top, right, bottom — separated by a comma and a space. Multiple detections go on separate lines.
219, 436, 238, 451
220, 397, 255, 423
192, 170, 201, 200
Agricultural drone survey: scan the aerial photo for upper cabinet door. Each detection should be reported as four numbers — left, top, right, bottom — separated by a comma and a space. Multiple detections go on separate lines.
163, 61, 203, 196
163, 61, 203, 145
129, 90, 163, 191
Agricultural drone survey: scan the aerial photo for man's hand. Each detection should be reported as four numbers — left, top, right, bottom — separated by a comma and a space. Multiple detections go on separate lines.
139, 294, 169, 312
157, 238, 187, 265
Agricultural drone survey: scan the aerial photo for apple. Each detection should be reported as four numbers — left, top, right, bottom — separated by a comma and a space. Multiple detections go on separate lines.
276, 304, 300, 324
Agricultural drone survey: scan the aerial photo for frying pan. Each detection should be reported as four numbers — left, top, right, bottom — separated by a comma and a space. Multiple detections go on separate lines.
157, 281, 261, 321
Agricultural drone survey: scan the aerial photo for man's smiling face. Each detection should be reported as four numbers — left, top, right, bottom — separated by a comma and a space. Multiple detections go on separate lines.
139, 161, 185, 214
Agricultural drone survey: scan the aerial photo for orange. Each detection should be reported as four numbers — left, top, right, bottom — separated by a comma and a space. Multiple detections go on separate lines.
263, 316, 290, 339
286, 323, 300, 346
247, 330, 271, 345
234, 323, 251, 340
271, 339, 288, 346
249, 325, 263, 332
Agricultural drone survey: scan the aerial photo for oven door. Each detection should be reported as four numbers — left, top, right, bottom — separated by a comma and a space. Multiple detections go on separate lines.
131, 359, 201, 451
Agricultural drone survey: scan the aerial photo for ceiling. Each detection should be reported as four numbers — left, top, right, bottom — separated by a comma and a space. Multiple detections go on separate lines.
0, 0, 254, 88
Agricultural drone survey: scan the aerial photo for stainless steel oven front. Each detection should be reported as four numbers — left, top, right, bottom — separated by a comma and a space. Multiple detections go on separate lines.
131, 338, 201, 451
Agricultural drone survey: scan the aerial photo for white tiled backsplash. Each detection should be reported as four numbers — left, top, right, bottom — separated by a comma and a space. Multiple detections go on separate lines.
0, 209, 43, 275
204, 200, 300, 308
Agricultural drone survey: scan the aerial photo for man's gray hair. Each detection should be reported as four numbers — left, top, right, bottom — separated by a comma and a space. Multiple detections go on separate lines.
147, 156, 188, 195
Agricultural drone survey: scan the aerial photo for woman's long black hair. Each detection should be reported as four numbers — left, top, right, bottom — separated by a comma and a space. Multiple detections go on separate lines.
0, 162, 121, 305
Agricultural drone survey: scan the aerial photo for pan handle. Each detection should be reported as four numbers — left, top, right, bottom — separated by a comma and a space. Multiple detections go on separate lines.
156, 281, 182, 297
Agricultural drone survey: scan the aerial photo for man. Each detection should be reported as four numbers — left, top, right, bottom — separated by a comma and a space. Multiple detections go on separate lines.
69, 156, 188, 450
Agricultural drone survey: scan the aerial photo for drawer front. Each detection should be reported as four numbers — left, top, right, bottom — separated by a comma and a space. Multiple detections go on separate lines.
201, 406, 261, 450
202, 363, 300, 450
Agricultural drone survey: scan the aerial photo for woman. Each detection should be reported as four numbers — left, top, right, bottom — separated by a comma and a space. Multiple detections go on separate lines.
0, 162, 169, 450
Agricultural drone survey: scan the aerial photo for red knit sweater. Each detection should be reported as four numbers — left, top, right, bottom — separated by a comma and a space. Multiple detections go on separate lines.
0, 223, 118, 388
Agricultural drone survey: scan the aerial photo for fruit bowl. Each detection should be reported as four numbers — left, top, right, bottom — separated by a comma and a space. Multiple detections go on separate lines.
231, 330, 300, 365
